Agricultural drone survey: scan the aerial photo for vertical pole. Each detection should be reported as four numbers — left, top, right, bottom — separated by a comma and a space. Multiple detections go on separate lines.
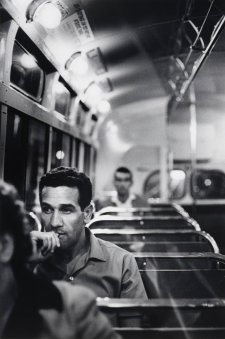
160, 146, 168, 201
0, 105, 7, 179
189, 84, 197, 170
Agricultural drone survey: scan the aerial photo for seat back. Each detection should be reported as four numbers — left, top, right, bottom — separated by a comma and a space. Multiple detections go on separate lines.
98, 298, 225, 338
135, 253, 225, 270
140, 269, 225, 298
116, 241, 215, 253
93, 229, 204, 242
89, 216, 200, 230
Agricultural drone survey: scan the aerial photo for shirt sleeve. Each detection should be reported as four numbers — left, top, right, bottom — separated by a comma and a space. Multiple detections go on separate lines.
40, 281, 121, 339
121, 253, 148, 299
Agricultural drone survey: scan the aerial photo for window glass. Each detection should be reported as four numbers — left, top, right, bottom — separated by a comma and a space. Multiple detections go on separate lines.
10, 42, 44, 101
4, 111, 48, 212
76, 101, 89, 127
143, 169, 186, 199
25, 119, 48, 213
4, 110, 28, 199
191, 169, 225, 199
51, 129, 72, 168
75, 139, 80, 168
54, 79, 71, 116
169, 170, 186, 199
84, 143, 91, 175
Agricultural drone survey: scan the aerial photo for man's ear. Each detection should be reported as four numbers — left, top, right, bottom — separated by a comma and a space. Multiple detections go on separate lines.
83, 203, 94, 224
0, 234, 14, 264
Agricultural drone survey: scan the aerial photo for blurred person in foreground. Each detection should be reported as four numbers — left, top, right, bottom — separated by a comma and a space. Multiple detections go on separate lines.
31, 166, 147, 299
0, 180, 120, 339
95, 166, 149, 211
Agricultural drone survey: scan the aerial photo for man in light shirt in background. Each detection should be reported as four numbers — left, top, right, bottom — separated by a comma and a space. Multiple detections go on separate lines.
95, 166, 149, 211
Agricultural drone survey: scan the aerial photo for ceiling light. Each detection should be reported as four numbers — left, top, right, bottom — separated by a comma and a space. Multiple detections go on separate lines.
56, 150, 65, 160
97, 100, 111, 114
83, 82, 103, 105
26, 0, 62, 29
66, 52, 89, 75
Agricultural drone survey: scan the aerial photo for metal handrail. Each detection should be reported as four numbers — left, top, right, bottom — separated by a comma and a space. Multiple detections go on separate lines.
92, 228, 218, 253
88, 214, 201, 231
95, 206, 178, 217
133, 252, 225, 262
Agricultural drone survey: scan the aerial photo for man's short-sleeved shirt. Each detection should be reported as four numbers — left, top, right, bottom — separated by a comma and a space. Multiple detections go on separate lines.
35, 228, 147, 299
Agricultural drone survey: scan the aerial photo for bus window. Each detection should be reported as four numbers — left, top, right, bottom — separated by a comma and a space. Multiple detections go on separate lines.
25, 119, 48, 213
51, 129, 72, 168
4, 110, 28, 199
76, 101, 89, 128
54, 78, 71, 116
75, 138, 80, 168
169, 170, 187, 199
191, 169, 225, 199
143, 169, 186, 200
10, 42, 44, 101
84, 143, 91, 175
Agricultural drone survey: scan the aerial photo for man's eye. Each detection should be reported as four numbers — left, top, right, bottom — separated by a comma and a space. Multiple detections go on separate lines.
61, 208, 73, 214
42, 207, 52, 214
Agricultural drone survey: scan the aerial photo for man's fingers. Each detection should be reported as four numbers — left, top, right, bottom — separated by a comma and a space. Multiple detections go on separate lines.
30, 230, 60, 257
54, 233, 60, 248
51, 233, 60, 251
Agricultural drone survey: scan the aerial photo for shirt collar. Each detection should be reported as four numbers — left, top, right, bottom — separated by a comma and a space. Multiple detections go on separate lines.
85, 227, 107, 262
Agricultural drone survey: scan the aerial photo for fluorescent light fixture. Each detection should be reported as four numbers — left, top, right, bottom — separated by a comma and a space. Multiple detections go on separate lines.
83, 82, 102, 105
97, 100, 111, 114
26, 0, 62, 29
66, 52, 89, 75
55, 81, 65, 95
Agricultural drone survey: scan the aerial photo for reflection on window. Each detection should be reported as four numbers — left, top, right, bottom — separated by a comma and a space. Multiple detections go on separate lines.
169, 170, 186, 199
143, 169, 186, 200
191, 169, 225, 199
51, 129, 72, 168
4, 111, 28, 199
25, 119, 48, 213
76, 101, 89, 127
55, 79, 71, 116
84, 143, 91, 175
10, 42, 44, 101
75, 139, 80, 168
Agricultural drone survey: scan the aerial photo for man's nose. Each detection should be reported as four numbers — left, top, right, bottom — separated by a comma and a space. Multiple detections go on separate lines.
50, 210, 62, 228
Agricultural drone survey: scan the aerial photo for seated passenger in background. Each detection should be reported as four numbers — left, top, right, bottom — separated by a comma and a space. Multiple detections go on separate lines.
95, 166, 149, 211
31, 166, 147, 299
0, 180, 119, 339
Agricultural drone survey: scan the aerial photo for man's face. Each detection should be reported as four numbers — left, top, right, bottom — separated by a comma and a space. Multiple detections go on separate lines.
41, 186, 84, 250
114, 171, 132, 196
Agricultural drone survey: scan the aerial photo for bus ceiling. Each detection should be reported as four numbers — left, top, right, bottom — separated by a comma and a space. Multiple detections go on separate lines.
1, 0, 225, 120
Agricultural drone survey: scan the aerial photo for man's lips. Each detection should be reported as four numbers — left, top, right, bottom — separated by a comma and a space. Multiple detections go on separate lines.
54, 232, 65, 236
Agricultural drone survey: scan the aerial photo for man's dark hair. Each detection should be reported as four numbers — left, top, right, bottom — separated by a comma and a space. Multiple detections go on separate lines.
39, 166, 92, 211
0, 181, 32, 271
114, 167, 133, 181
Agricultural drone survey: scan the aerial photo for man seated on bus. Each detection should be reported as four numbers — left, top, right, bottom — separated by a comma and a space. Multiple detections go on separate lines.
0, 180, 119, 339
31, 166, 147, 299
95, 166, 149, 211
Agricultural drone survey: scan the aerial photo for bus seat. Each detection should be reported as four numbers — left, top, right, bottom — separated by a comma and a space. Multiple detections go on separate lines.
140, 269, 225, 298
135, 253, 225, 270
